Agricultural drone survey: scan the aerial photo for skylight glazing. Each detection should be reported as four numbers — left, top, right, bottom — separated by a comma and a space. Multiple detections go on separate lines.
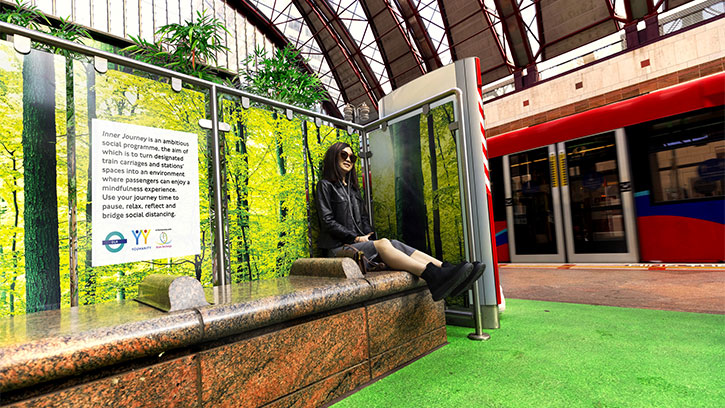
518, 0, 541, 60
248, 0, 344, 108
326, 0, 392, 94
411, 0, 452, 65
483, 0, 515, 66
22, 0, 715, 111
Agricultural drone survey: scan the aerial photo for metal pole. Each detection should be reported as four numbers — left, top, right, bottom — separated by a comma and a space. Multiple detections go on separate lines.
451, 89, 489, 341
302, 121, 313, 257
468, 283, 491, 341
210, 84, 227, 286
359, 127, 373, 226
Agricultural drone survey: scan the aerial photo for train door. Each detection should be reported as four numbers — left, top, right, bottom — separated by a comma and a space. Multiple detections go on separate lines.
503, 145, 566, 262
503, 130, 639, 262
557, 130, 639, 262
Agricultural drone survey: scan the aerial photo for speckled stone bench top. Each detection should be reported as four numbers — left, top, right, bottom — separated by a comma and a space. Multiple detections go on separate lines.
0, 271, 426, 393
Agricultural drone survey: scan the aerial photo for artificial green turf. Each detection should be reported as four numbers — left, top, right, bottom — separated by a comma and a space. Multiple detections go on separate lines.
333, 299, 725, 408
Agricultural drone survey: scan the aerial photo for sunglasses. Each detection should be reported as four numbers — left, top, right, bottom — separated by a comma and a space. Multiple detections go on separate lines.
340, 151, 357, 163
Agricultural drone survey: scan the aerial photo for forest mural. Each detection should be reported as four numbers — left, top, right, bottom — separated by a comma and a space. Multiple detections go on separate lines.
0, 39, 215, 316
369, 102, 465, 265
221, 97, 359, 282
0, 36, 360, 316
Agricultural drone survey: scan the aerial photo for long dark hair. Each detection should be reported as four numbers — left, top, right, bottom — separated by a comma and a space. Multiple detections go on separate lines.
321, 142, 359, 190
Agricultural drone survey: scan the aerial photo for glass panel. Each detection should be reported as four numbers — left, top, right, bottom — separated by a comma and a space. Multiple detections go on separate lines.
647, 109, 724, 203
140, 0, 155, 42
91, 61, 212, 290
368, 101, 465, 264
305, 123, 362, 260
0, 40, 28, 316
109, 0, 125, 37
93, 0, 109, 32
565, 133, 627, 253
220, 95, 359, 282
509, 147, 557, 254
0, 39, 212, 316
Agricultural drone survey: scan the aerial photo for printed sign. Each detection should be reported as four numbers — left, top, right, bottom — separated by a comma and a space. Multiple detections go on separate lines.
91, 119, 201, 266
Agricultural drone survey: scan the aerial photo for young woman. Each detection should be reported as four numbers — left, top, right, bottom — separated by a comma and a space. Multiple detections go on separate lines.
316, 142, 484, 301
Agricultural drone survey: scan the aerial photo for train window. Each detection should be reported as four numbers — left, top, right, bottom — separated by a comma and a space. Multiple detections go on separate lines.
646, 108, 724, 203
489, 157, 506, 222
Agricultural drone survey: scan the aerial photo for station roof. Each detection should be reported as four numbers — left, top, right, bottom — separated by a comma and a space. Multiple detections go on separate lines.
237, 0, 712, 118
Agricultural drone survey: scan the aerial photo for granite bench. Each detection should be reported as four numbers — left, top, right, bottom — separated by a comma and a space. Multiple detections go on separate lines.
0, 261, 446, 407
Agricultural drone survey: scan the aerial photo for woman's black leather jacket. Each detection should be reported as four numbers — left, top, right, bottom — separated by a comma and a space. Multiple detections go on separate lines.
316, 178, 373, 249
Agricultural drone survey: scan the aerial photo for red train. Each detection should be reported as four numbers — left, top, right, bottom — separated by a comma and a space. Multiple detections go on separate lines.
487, 73, 724, 264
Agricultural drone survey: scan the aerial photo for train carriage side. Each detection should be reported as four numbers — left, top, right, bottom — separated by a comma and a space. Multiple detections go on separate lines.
488, 74, 725, 264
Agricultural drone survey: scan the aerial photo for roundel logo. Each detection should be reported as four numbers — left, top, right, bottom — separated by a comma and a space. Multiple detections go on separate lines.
158, 232, 171, 245
102, 231, 127, 253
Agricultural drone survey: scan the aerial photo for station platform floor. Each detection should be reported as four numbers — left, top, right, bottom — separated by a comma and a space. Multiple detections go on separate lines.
498, 263, 725, 315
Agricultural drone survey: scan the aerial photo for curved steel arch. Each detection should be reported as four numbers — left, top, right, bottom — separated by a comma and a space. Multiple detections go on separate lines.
292, 0, 382, 115
396, 0, 444, 71
436, 0, 513, 82
357, 0, 427, 89
236, 0, 705, 105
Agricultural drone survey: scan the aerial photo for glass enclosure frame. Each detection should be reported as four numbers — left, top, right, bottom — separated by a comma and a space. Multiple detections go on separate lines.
366, 95, 467, 266
360, 90, 488, 324
359, 91, 472, 270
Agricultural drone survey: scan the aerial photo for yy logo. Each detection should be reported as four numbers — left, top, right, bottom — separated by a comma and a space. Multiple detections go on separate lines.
132, 229, 151, 245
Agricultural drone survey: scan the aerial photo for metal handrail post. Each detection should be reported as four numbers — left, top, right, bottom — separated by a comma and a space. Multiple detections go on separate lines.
359, 128, 374, 225
468, 283, 490, 341
210, 85, 227, 286
450, 91, 489, 341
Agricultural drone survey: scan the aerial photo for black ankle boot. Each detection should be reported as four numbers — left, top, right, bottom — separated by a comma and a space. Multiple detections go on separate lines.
421, 262, 473, 301
450, 262, 486, 297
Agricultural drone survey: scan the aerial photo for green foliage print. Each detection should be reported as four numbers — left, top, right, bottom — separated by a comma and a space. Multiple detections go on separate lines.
0, 37, 213, 316
420, 103, 465, 263
0, 8, 346, 315
369, 102, 464, 264
227, 40, 336, 280
221, 95, 359, 281
0, 40, 25, 315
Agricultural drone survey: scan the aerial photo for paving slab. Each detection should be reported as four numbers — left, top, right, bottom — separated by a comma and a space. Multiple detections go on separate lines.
498, 264, 725, 314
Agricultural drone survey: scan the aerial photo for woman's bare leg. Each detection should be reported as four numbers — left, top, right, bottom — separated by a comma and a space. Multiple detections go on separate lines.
410, 250, 442, 267
374, 239, 427, 275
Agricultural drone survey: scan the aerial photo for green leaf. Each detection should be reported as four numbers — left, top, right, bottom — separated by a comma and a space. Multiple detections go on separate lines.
124, 10, 229, 78
239, 44, 328, 109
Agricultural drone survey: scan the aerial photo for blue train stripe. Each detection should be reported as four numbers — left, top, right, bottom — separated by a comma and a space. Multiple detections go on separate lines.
495, 229, 508, 246
635, 191, 725, 225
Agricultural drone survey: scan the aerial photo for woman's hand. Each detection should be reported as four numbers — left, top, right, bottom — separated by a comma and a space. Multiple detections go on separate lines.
355, 232, 374, 243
